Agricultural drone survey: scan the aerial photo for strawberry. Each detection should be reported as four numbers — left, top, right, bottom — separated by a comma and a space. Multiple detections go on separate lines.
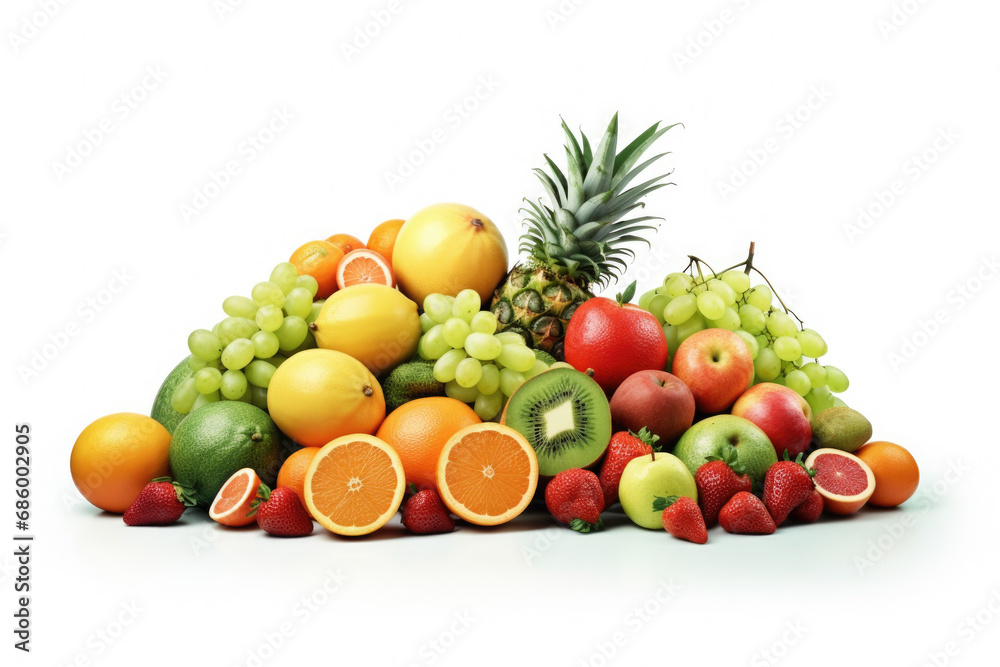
653, 495, 707, 544
402, 485, 455, 534
694, 445, 752, 527
545, 468, 604, 533
763, 453, 816, 526
251, 484, 313, 537
599, 428, 659, 509
790, 489, 824, 523
123, 477, 194, 526
718, 491, 776, 535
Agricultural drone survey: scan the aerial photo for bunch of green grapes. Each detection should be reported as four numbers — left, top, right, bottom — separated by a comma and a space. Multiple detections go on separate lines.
171, 262, 323, 415
418, 289, 552, 420
638, 255, 849, 416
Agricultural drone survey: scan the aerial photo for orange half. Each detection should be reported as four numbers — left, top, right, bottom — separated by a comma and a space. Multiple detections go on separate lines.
209, 468, 262, 527
336, 248, 394, 290
436, 423, 538, 526
304, 434, 405, 536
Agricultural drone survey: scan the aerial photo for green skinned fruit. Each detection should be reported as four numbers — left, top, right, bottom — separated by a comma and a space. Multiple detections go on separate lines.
811, 407, 872, 453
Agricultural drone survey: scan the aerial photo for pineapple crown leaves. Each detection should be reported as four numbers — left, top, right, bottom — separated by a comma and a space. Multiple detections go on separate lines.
151, 476, 197, 508
520, 113, 682, 286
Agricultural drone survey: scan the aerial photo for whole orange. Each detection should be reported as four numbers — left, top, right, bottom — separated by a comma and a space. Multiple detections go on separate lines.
366, 219, 405, 265
325, 233, 366, 256
70, 413, 172, 513
855, 441, 920, 508
290, 240, 344, 299
277, 447, 321, 507
375, 397, 481, 490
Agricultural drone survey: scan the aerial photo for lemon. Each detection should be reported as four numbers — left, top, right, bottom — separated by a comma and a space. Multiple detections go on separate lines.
267, 349, 386, 447
311, 284, 420, 376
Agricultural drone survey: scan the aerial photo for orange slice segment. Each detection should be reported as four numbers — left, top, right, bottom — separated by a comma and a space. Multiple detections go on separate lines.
335, 248, 394, 290
436, 423, 538, 526
304, 434, 405, 536
209, 468, 262, 527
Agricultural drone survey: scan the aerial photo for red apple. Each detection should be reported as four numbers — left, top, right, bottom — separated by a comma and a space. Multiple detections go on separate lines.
671, 329, 754, 414
564, 283, 669, 396
609, 370, 695, 446
731, 383, 813, 459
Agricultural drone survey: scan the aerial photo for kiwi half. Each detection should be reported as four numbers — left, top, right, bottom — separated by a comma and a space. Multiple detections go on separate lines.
502, 368, 612, 477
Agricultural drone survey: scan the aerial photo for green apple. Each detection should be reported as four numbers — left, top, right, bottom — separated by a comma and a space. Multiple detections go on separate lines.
619, 452, 698, 529
673, 415, 777, 489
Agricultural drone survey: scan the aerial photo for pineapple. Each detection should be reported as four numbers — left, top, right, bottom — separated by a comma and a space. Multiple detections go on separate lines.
491, 114, 678, 358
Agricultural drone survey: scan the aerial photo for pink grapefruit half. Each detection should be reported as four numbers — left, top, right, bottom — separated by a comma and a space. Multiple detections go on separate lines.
804, 448, 875, 515
209, 468, 262, 527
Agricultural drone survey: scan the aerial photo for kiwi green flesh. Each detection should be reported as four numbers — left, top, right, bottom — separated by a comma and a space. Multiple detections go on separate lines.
504, 368, 612, 477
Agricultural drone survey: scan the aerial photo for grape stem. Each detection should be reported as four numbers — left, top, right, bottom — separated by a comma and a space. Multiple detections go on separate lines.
719, 241, 805, 327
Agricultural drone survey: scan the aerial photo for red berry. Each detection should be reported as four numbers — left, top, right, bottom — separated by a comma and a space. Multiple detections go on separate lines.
123, 478, 193, 526
598, 428, 658, 509
763, 454, 816, 526
789, 489, 824, 523
253, 485, 313, 537
718, 492, 776, 535
402, 489, 455, 534
545, 469, 604, 532
655, 495, 707, 544
694, 445, 752, 526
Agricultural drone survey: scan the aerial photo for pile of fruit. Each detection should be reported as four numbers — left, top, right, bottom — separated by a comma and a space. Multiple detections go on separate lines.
69, 114, 919, 542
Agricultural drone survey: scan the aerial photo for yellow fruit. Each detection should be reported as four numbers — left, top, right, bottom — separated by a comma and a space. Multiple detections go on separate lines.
392, 203, 509, 306
311, 284, 420, 377
267, 349, 386, 447
70, 413, 172, 513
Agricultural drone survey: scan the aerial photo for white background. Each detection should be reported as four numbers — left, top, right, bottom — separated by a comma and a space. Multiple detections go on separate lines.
3, 1, 999, 665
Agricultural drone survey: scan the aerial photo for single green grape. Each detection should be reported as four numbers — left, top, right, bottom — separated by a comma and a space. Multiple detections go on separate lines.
766, 311, 798, 338
773, 336, 802, 362
498, 368, 526, 397
256, 305, 284, 332
191, 390, 221, 412
785, 369, 811, 397
252, 281, 285, 309
452, 289, 481, 323
306, 301, 324, 325
442, 317, 471, 349
825, 365, 849, 393
497, 344, 535, 373
805, 386, 835, 414
269, 262, 299, 295
283, 287, 313, 319
474, 390, 503, 421
223, 295, 258, 320
188, 329, 222, 362
477, 363, 501, 395
221, 339, 255, 370
275, 316, 308, 352
664, 294, 697, 325
445, 380, 480, 403
170, 377, 199, 414
801, 362, 827, 389
739, 304, 766, 334
735, 330, 759, 359
220, 369, 248, 400
675, 314, 706, 344
187, 355, 208, 372
494, 332, 527, 346
295, 274, 319, 298
464, 332, 502, 360
423, 294, 454, 324
250, 386, 268, 411
251, 330, 280, 359
218, 317, 259, 347
662, 324, 679, 359
523, 359, 549, 380
721, 270, 750, 295
433, 349, 467, 383
648, 294, 671, 326
419, 313, 436, 334
637, 289, 657, 311
194, 367, 223, 394
245, 359, 277, 388
707, 279, 737, 307
418, 325, 451, 360
469, 311, 498, 335
708, 307, 740, 331
754, 347, 781, 382
746, 285, 773, 311
455, 357, 483, 388
797, 329, 828, 358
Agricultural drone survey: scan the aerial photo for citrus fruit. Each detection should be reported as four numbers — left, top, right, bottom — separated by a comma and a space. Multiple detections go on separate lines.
855, 441, 919, 508
375, 397, 481, 490
290, 240, 345, 299
335, 248, 394, 290
392, 203, 509, 306
70, 413, 172, 513
169, 401, 284, 507
209, 468, 262, 527
804, 448, 876, 515
311, 284, 420, 376
268, 348, 385, 447
276, 446, 321, 507
150, 357, 194, 434
436, 423, 538, 526
325, 233, 366, 255
304, 434, 406, 536
366, 218, 405, 265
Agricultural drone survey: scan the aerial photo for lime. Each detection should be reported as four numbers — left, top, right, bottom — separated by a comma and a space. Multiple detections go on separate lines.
169, 401, 284, 507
